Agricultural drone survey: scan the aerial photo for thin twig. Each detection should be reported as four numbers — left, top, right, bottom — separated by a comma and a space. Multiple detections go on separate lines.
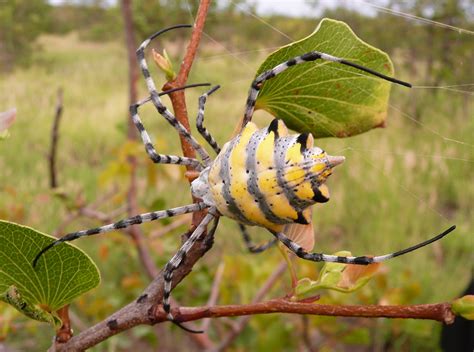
120, 0, 162, 300
162, 300, 457, 324
162, 0, 212, 232
68, 309, 88, 332
149, 215, 192, 239
215, 261, 288, 351
164, 0, 212, 171
47, 87, 71, 344
201, 262, 225, 331
49, 88, 63, 189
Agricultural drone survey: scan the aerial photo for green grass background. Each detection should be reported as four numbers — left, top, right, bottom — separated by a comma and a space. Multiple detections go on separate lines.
0, 31, 472, 351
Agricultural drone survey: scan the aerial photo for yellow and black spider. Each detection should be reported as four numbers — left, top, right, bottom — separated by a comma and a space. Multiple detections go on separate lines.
33, 24, 456, 333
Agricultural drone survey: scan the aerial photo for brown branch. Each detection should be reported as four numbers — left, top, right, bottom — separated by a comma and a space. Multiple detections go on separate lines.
49, 88, 63, 189
55, 305, 72, 343
57, 291, 457, 352
54, 226, 215, 351
158, 300, 457, 325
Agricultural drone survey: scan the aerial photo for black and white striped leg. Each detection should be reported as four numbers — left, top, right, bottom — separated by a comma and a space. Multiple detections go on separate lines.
241, 51, 412, 129
136, 25, 212, 166
130, 100, 203, 170
272, 225, 456, 265
238, 224, 276, 253
162, 208, 218, 333
33, 202, 209, 267
196, 85, 221, 154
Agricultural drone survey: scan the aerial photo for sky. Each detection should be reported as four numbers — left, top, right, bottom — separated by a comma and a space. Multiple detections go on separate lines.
48, 0, 380, 17
251, 0, 376, 17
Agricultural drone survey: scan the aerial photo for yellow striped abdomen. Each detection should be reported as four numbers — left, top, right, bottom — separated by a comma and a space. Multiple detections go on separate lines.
206, 119, 344, 231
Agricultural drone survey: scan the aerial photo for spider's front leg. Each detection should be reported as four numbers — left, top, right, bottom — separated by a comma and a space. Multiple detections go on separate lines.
241, 51, 412, 130
130, 100, 204, 170
160, 208, 220, 333
135, 25, 212, 167
196, 85, 222, 154
33, 202, 209, 267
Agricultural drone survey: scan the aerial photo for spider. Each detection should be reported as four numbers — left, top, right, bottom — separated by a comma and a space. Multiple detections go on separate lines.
33, 24, 456, 333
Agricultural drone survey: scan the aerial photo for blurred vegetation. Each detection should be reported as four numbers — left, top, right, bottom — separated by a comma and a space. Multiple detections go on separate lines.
0, 0, 50, 71
0, 0, 472, 351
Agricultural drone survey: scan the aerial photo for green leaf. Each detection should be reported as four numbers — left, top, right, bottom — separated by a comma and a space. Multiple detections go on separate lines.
294, 251, 380, 298
1, 285, 61, 328
0, 220, 100, 325
452, 295, 474, 320
255, 18, 395, 138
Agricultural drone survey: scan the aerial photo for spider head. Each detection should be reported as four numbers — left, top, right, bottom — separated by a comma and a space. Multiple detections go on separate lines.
304, 146, 345, 203
191, 167, 215, 207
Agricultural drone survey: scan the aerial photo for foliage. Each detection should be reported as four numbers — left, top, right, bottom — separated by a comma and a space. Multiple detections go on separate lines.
0, 0, 50, 71
295, 251, 381, 297
0, 2, 472, 350
2, 19, 394, 334
320, 1, 474, 87
255, 18, 395, 138
0, 221, 100, 327
452, 295, 474, 320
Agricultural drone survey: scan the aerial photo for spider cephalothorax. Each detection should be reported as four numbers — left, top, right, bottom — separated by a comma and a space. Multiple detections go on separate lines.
193, 119, 344, 231
33, 24, 456, 334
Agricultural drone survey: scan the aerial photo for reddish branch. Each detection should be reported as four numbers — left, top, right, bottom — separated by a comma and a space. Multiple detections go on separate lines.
158, 300, 456, 325
163, 0, 211, 169
162, 0, 212, 229
56, 296, 456, 351
55, 305, 72, 343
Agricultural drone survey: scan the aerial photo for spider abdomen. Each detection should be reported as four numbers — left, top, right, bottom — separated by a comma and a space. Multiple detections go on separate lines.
206, 119, 344, 231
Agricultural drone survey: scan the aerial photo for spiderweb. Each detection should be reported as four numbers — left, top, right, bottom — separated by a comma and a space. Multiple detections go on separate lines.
178, 0, 473, 304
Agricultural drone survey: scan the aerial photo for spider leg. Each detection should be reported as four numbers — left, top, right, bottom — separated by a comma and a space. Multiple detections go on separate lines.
33, 202, 209, 267
162, 208, 219, 333
271, 225, 456, 265
136, 26, 212, 166
131, 100, 203, 170
196, 85, 222, 154
241, 51, 412, 129
238, 224, 276, 253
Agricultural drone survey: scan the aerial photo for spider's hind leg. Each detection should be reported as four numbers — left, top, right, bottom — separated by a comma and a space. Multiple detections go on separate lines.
272, 225, 456, 265
238, 224, 276, 253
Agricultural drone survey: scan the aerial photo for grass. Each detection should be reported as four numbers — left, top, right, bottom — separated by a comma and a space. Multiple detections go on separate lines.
0, 32, 472, 351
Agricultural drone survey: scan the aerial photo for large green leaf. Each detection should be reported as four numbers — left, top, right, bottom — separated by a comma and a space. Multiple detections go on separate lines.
255, 18, 395, 138
0, 220, 100, 326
